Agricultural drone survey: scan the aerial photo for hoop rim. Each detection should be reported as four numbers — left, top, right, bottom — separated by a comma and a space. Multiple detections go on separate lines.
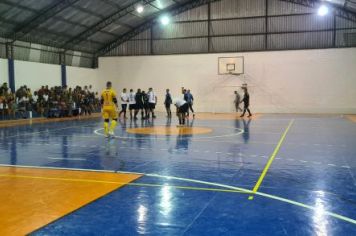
227, 71, 243, 76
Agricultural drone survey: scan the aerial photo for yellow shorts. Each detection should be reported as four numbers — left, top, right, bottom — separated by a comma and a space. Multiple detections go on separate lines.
102, 107, 118, 120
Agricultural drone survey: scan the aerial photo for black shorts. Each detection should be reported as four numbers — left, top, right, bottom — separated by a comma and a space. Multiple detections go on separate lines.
136, 103, 144, 109
178, 103, 189, 114
165, 103, 171, 108
121, 104, 127, 111
148, 103, 155, 109
129, 104, 136, 110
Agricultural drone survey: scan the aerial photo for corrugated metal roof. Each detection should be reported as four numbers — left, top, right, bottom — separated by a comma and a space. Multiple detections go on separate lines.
0, 0, 186, 54
0, 0, 355, 67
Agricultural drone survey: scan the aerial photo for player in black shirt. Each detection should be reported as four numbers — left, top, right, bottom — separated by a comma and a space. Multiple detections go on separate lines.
164, 89, 172, 117
240, 87, 252, 117
135, 89, 145, 120
142, 91, 149, 119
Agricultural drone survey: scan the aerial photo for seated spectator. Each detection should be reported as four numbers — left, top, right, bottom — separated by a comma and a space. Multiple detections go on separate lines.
0, 83, 8, 96
18, 94, 30, 118
8, 93, 17, 119
0, 84, 100, 121
0, 94, 4, 119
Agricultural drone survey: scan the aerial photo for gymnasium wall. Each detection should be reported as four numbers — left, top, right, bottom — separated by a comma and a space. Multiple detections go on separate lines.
99, 48, 356, 114
66, 66, 100, 93
0, 60, 99, 93
15, 60, 61, 90
0, 59, 8, 85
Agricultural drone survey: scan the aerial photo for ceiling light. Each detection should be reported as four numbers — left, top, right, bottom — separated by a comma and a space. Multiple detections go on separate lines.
318, 5, 329, 16
136, 5, 144, 13
160, 15, 170, 25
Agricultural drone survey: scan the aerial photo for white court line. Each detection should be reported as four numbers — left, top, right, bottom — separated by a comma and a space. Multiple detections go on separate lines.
48, 157, 86, 161
0, 163, 354, 225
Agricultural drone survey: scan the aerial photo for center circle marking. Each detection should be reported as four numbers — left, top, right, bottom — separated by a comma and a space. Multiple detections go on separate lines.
126, 126, 213, 136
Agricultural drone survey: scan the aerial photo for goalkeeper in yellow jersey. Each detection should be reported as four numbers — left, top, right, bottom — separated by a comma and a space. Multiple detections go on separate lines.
101, 81, 119, 138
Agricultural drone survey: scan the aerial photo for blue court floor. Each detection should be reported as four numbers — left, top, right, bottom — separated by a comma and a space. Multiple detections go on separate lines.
0, 114, 355, 235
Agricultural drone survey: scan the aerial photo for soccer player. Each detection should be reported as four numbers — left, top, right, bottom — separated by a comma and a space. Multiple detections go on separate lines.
240, 87, 252, 117
118, 88, 128, 119
174, 98, 189, 126
164, 89, 172, 117
128, 89, 136, 119
135, 89, 144, 120
186, 89, 195, 117
147, 88, 157, 119
101, 81, 119, 138
142, 90, 149, 119
234, 91, 242, 112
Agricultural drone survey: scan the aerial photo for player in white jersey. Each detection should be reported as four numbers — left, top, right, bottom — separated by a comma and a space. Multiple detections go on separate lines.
147, 88, 157, 119
128, 89, 136, 119
174, 98, 189, 126
118, 88, 129, 119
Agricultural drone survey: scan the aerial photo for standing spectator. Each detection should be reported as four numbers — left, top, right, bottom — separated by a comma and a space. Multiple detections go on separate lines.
240, 87, 252, 118
147, 88, 157, 119
164, 89, 172, 118
119, 88, 129, 119
234, 91, 242, 112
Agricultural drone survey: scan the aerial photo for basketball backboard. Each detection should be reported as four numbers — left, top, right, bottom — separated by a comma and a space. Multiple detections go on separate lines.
218, 57, 244, 75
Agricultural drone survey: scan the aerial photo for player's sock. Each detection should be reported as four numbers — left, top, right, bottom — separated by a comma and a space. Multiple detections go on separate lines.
104, 121, 109, 136
110, 119, 117, 132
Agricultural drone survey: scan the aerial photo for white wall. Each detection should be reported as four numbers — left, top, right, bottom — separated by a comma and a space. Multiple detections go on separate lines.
0, 58, 8, 86
12, 60, 99, 93
99, 48, 356, 114
66, 66, 100, 93
15, 60, 61, 91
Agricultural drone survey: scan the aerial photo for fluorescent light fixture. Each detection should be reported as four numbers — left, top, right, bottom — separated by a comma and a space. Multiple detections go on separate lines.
160, 15, 170, 25
136, 5, 144, 13
318, 5, 329, 16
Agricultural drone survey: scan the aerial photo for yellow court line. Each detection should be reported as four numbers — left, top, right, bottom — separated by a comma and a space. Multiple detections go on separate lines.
248, 119, 294, 200
1, 166, 356, 225
0, 174, 249, 194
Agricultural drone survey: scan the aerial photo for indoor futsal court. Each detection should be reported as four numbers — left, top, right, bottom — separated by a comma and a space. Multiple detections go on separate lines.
0, 0, 356, 235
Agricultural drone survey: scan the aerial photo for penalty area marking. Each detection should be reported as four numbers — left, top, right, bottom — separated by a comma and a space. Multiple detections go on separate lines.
0, 164, 355, 226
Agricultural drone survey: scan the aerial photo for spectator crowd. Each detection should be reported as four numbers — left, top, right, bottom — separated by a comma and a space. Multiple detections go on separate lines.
0, 82, 100, 119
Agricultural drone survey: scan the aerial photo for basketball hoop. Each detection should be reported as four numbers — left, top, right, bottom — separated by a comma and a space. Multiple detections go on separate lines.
228, 71, 240, 76
218, 57, 244, 75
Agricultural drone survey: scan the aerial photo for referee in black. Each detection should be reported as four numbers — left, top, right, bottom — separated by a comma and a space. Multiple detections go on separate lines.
240, 87, 252, 117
